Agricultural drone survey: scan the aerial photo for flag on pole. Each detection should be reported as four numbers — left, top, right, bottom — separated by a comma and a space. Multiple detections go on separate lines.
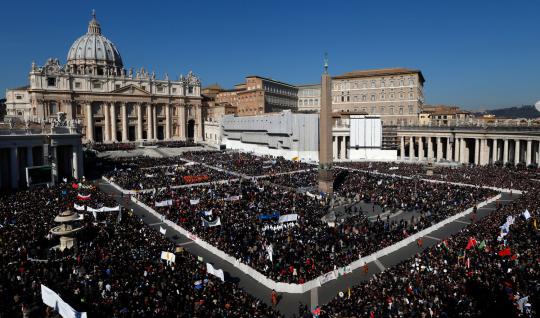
477, 240, 486, 250
465, 237, 477, 250
159, 226, 166, 235
498, 247, 511, 257
522, 209, 531, 220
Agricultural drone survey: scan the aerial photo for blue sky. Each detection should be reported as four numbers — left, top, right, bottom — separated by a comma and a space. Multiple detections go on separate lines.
1, 0, 539, 110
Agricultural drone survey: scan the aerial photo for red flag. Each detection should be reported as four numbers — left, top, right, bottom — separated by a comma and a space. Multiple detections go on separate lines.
466, 237, 477, 250
72, 183, 79, 189
498, 247, 511, 257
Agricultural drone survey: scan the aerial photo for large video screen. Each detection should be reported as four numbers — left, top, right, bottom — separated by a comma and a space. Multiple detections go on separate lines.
26, 166, 53, 185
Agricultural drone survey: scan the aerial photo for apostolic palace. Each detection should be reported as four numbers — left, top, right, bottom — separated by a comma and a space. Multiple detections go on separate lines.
5, 11, 204, 143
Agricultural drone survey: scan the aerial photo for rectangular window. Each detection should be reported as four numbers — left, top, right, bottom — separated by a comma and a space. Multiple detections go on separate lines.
157, 86, 164, 93
188, 86, 194, 94
75, 82, 81, 89
92, 82, 102, 89
115, 84, 120, 90
172, 87, 177, 93
16, 95, 22, 100
47, 77, 56, 87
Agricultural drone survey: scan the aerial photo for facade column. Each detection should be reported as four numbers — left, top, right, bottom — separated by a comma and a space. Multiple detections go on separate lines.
85, 103, 94, 142
178, 104, 186, 140
72, 145, 83, 179
427, 137, 433, 160
110, 103, 117, 142
514, 139, 520, 164
526, 139, 532, 165
136, 103, 143, 141
340, 136, 347, 160
474, 138, 480, 165
121, 102, 128, 142
400, 136, 405, 160
103, 103, 111, 142
492, 139, 498, 163
503, 139, 509, 164
409, 136, 414, 160
147, 104, 153, 140
10, 147, 19, 189
26, 146, 33, 167
460, 138, 467, 163
454, 138, 460, 162
418, 136, 424, 161
165, 104, 171, 140
195, 105, 203, 142
152, 104, 158, 140
446, 137, 452, 161
436, 137, 442, 161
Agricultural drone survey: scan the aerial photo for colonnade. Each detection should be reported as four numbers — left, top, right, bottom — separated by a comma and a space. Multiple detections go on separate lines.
332, 135, 349, 160
399, 134, 540, 166
85, 101, 202, 143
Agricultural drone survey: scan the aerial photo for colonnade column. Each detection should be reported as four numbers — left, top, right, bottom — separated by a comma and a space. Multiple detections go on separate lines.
152, 105, 158, 140
418, 136, 424, 161
460, 138, 467, 164
526, 140, 532, 165
436, 137, 442, 161
446, 137, 452, 161
147, 104, 153, 140
454, 138, 460, 162
178, 104, 186, 140
104, 103, 111, 142
409, 136, 414, 160
121, 102, 128, 142
165, 104, 171, 140
85, 103, 94, 142
474, 138, 480, 165
10, 147, 19, 189
195, 105, 203, 142
136, 103, 143, 141
333, 137, 338, 160
503, 139, 509, 164
492, 139, 498, 163
110, 103, 117, 142
400, 136, 405, 160
427, 137, 433, 160
514, 140, 520, 164
72, 145, 83, 179
340, 136, 347, 160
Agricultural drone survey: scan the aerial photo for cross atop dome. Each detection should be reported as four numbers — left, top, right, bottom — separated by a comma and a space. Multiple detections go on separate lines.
87, 9, 101, 35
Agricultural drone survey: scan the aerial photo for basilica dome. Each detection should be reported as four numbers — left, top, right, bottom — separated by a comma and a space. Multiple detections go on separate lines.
66, 11, 123, 75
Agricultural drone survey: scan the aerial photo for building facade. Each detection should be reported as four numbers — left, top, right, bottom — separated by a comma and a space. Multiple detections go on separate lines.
216, 76, 298, 116
297, 84, 321, 112
331, 68, 425, 126
418, 105, 473, 126
5, 12, 203, 143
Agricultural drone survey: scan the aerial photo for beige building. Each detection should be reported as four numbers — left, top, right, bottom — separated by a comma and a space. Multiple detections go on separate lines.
216, 76, 298, 116
5, 12, 203, 143
297, 84, 321, 112
332, 68, 425, 125
419, 105, 473, 126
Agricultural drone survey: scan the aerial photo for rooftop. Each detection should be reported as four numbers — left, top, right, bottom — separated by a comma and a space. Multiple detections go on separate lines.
333, 67, 425, 83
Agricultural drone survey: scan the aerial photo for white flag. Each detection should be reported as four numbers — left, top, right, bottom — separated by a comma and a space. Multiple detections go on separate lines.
206, 263, 225, 282
190, 199, 200, 205
159, 226, 167, 235
523, 209, 531, 220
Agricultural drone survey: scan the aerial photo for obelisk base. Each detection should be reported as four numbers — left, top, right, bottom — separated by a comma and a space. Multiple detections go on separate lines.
318, 168, 333, 194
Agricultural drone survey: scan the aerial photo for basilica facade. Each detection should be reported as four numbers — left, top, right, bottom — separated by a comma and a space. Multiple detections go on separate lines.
5, 12, 203, 143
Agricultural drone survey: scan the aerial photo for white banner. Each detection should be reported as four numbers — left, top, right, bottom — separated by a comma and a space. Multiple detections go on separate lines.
190, 199, 200, 205
318, 271, 337, 286
278, 214, 298, 223
74, 204, 120, 213
74, 203, 85, 211
161, 251, 176, 264
160, 226, 167, 235
202, 217, 221, 227
262, 222, 296, 232
224, 195, 241, 201
155, 199, 173, 207
41, 284, 87, 318
206, 263, 225, 282
305, 192, 322, 200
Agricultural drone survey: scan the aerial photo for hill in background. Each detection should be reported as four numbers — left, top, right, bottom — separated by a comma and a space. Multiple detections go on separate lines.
476, 105, 540, 119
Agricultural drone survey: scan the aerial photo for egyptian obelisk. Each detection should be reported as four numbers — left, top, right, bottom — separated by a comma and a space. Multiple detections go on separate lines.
318, 54, 333, 193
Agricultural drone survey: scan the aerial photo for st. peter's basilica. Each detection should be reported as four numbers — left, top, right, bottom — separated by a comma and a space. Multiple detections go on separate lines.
5, 11, 204, 143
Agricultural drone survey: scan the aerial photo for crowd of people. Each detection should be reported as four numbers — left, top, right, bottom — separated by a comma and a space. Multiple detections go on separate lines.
0, 183, 281, 317
339, 161, 539, 191
317, 188, 539, 318
138, 170, 495, 283
87, 142, 137, 152
180, 151, 313, 176
105, 163, 234, 190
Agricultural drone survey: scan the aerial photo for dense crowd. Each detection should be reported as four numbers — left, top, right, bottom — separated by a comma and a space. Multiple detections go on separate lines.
139, 172, 495, 283
180, 151, 313, 176
317, 188, 539, 318
339, 161, 540, 191
105, 163, 234, 190
0, 184, 281, 317
262, 170, 318, 190
88, 142, 137, 152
